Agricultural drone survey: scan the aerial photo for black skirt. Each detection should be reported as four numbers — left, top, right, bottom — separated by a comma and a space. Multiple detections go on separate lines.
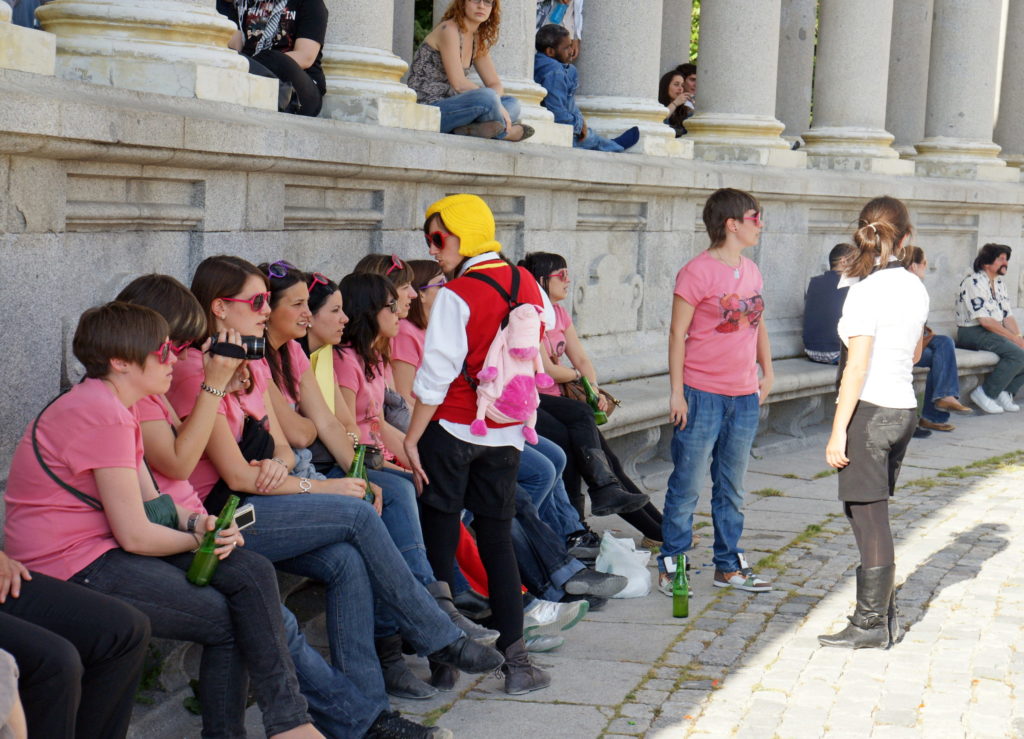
837, 401, 917, 503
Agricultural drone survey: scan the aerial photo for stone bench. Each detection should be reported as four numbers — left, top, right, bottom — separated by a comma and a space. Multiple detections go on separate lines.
601, 346, 1000, 484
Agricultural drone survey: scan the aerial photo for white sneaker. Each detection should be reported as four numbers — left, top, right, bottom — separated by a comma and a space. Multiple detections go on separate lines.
522, 598, 588, 638
997, 391, 1020, 412
971, 386, 1004, 414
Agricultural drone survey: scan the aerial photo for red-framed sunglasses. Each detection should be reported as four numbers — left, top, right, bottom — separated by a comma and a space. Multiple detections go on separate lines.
743, 212, 765, 227
425, 231, 451, 250
385, 254, 405, 275
219, 292, 271, 312
548, 269, 569, 281
153, 339, 191, 364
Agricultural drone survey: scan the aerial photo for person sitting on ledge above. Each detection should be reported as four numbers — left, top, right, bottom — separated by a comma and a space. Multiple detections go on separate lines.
533, 24, 638, 152
407, 0, 534, 142
906, 246, 973, 432
802, 242, 856, 365
658, 63, 696, 137
217, 0, 328, 117
955, 243, 1024, 414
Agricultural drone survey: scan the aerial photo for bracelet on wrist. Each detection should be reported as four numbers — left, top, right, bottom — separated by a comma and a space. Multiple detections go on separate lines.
190, 532, 202, 552
298, 477, 312, 493
346, 432, 360, 449
200, 382, 226, 398
186, 512, 201, 533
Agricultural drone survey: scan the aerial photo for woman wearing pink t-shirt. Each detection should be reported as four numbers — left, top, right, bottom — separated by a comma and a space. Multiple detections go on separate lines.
391, 259, 446, 406
665, 188, 775, 598
4, 302, 320, 739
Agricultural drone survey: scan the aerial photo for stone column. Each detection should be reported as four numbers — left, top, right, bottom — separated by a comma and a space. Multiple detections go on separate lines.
885, 0, 933, 157
392, 0, 416, 65
576, 0, 689, 157
914, 0, 1017, 180
0, 2, 56, 75
320, 0, 438, 130
685, 0, 804, 166
660, 0, 692, 74
994, 0, 1024, 169
486, 0, 572, 146
801, 0, 913, 174
774, 0, 816, 142
36, 0, 276, 109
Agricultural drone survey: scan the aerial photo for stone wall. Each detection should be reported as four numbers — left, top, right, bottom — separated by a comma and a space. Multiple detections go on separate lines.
2, 66, 1023, 480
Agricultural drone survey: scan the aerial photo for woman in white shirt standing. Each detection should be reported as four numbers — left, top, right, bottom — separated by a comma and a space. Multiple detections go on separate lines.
819, 196, 929, 650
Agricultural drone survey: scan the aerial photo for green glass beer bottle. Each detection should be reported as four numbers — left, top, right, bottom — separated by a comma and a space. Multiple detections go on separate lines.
672, 554, 689, 618
186, 495, 240, 586
348, 444, 374, 504
580, 376, 608, 426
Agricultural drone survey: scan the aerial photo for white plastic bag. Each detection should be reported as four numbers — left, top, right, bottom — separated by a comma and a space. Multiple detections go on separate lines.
594, 533, 652, 598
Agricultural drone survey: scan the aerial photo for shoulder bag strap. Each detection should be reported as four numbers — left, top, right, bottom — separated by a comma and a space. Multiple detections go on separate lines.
31, 394, 104, 511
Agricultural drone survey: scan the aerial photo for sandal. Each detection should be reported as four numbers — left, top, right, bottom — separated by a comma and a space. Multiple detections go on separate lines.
503, 124, 535, 142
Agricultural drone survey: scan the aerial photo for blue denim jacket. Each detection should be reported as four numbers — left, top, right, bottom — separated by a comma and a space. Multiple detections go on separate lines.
533, 52, 585, 136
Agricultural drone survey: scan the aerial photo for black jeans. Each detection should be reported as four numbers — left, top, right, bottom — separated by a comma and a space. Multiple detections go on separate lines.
512, 485, 584, 601
0, 571, 149, 739
246, 50, 325, 116
72, 547, 310, 739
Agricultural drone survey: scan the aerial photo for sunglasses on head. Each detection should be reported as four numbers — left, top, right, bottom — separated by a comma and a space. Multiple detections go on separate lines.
385, 254, 405, 276
267, 260, 297, 279
307, 272, 330, 289
220, 291, 271, 312
153, 339, 192, 364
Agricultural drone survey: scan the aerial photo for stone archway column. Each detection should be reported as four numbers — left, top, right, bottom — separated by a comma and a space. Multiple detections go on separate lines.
801, 0, 913, 174
885, 0, 933, 157
576, 0, 689, 157
775, 0, 816, 143
660, 0, 692, 74
0, 2, 56, 75
994, 0, 1024, 170
36, 0, 276, 109
685, 0, 804, 166
914, 0, 1017, 180
320, 0, 438, 130
393, 0, 416, 66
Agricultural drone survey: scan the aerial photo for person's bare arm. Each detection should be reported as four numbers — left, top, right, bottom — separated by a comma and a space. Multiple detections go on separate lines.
473, 50, 504, 95
296, 368, 354, 469
977, 315, 1022, 344
392, 360, 418, 408
825, 335, 874, 469
668, 296, 695, 429
266, 382, 317, 449
285, 37, 320, 70
403, 400, 438, 493
756, 319, 774, 403
228, 30, 243, 51
1003, 314, 1024, 347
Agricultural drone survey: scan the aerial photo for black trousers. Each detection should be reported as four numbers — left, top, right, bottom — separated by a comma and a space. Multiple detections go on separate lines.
246, 50, 325, 117
0, 572, 149, 739
536, 394, 664, 540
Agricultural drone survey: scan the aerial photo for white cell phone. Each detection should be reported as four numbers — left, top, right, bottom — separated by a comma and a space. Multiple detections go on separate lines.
233, 503, 256, 531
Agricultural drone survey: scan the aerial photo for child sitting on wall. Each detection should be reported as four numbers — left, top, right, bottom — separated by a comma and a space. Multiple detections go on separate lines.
533, 24, 638, 153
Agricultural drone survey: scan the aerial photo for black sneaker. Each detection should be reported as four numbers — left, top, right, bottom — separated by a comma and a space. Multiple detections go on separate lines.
365, 710, 453, 738
566, 530, 601, 560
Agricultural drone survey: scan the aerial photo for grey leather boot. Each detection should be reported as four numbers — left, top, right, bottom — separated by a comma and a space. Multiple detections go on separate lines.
818, 564, 894, 649
426, 581, 500, 646
501, 638, 551, 695
375, 634, 438, 699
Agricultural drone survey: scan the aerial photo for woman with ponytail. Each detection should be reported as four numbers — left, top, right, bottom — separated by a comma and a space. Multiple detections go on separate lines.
819, 196, 929, 650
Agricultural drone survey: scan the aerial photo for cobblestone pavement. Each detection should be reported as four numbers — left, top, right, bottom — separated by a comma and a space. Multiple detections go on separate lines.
393, 412, 1024, 739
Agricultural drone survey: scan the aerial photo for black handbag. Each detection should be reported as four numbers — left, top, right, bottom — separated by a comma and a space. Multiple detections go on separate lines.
204, 414, 275, 513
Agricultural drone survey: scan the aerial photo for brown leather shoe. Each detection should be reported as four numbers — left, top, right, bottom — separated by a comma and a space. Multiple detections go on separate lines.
934, 397, 973, 415
919, 418, 955, 432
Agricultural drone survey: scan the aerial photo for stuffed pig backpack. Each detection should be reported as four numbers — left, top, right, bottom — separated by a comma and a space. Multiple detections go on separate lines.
465, 268, 554, 444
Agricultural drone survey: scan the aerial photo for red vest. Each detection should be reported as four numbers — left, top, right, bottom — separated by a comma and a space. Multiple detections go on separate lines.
434, 261, 544, 427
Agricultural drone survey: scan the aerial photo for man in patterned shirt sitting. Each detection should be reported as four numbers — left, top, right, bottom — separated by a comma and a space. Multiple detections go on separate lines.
955, 243, 1024, 413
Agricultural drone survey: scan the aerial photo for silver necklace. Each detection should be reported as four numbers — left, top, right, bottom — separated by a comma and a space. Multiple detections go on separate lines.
711, 249, 741, 278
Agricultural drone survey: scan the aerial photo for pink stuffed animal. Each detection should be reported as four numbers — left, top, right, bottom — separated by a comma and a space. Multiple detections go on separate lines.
470, 304, 554, 443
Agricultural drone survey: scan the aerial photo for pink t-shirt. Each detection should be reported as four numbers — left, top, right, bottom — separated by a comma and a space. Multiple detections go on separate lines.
134, 394, 207, 513
3, 379, 137, 580
334, 347, 388, 449
261, 341, 311, 408
166, 349, 269, 502
674, 251, 765, 396
539, 304, 572, 397
391, 319, 426, 369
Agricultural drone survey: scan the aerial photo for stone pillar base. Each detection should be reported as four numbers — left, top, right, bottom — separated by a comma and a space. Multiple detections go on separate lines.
321, 43, 438, 130
0, 12, 56, 76
577, 95, 692, 158
499, 78, 573, 147
802, 127, 915, 174
37, 0, 276, 110
913, 137, 1020, 181
686, 113, 805, 167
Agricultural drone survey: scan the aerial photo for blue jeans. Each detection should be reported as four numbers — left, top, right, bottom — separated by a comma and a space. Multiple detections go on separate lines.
661, 386, 760, 574
575, 128, 624, 152
239, 494, 461, 699
72, 547, 309, 739
432, 88, 522, 136
280, 606, 384, 739
528, 436, 586, 537
512, 484, 584, 601
916, 335, 961, 424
